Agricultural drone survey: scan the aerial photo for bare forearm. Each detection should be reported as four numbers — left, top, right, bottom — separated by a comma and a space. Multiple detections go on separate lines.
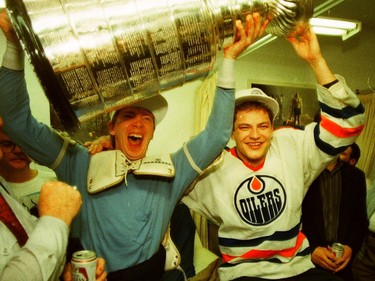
308, 56, 337, 86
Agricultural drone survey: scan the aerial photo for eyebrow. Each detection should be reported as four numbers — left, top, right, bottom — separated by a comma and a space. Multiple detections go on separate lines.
237, 120, 271, 126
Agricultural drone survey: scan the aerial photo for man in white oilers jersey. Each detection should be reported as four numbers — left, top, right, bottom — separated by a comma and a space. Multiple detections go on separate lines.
182, 24, 366, 281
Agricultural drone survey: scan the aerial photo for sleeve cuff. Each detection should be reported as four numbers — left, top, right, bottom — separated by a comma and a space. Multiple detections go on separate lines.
217, 58, 235, 89
317, 74, 360, 108
322, 79, 339, 89
2, 40, 25, 71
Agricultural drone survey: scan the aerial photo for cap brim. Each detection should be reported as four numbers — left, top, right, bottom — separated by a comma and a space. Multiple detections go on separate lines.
235, 88, 279, 119
111, 95, 168, 126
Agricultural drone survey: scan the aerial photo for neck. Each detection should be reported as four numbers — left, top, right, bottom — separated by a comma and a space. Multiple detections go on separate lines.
0, 168, 38, 183
230, 148, 265, 171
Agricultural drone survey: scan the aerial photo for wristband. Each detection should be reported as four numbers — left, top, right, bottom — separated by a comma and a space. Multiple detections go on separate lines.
323, 79, 339, 89
2, 40, 24, 71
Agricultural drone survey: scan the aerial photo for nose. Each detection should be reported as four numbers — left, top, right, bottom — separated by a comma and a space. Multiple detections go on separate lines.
248, 128, 260, 139
132, 116, 145, 128
12, 145, 22, 153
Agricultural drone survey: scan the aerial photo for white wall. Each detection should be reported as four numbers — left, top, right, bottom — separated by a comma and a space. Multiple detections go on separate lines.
148, 82, 199, 154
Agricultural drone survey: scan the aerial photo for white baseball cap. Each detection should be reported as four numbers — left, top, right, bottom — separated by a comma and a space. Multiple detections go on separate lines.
235, 88, 279, 120
110, 95, 168, 126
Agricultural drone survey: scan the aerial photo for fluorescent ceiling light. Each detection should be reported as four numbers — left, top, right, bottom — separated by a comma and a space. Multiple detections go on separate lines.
310, 17, 357, 29
312, 27, 347, 36
310, 17, 362, 40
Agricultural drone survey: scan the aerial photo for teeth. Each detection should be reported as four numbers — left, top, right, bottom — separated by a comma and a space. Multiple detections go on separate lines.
249, 143, 261, 146
129, 134, 142, 139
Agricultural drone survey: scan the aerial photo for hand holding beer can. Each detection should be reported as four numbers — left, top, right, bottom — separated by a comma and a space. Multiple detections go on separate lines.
72, 250, 97, 281
331, 242, 344, 259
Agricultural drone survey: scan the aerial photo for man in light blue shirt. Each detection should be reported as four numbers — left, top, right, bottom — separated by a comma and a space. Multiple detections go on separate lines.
0, 9, 268, 280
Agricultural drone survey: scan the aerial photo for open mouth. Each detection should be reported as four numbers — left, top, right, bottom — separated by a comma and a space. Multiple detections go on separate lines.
128, 134, 143, 144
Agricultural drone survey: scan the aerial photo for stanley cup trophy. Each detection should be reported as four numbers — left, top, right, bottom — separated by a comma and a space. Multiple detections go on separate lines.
6, 0, 313, 131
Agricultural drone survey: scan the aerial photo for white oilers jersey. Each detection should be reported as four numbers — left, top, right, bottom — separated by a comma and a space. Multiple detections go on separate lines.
183, 124, 336, 280
183, 75, 366, 280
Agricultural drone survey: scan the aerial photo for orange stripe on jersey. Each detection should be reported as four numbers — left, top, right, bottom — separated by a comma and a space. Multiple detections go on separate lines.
222, 231, 307, 263
229, 147, 265, 171
321, 115, 364, 138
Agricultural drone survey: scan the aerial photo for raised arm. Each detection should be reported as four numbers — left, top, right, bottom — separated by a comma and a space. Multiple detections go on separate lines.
287, 24, 336, 86
286, 24, 365, 186
0, 9, 85, 174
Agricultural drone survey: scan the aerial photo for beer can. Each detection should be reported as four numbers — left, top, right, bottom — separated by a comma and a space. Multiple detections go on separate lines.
71, 250, 97, 281
331, 242, 344, 259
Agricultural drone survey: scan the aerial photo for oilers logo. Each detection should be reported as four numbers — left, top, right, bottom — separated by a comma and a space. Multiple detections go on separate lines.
234, 175, 286, 225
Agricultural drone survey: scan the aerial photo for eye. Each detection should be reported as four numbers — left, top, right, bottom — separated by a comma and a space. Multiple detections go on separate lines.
143, 115, 153, 123
238, 125, 250, 131
0, 141, 14, 148
259, 122, 271, 129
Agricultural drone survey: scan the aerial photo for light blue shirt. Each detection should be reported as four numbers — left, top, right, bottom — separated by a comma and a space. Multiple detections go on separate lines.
0, 64, 234, 272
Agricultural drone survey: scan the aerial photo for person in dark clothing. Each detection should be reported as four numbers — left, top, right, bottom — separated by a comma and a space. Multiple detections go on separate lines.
302, 158, 368, 281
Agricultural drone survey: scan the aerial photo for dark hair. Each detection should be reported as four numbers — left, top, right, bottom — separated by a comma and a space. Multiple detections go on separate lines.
349, 142, 361, 162
234, 101, 274, 124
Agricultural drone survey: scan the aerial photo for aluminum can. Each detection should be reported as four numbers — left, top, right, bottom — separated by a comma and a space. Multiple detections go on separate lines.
71, 250, 97, 281
331, 242, 344, 259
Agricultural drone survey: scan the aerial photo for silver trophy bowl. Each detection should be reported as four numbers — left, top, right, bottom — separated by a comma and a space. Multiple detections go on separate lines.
6, 0, 313, 131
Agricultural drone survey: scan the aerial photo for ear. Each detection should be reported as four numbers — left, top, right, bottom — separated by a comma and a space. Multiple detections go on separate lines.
108, 121, 115, 136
